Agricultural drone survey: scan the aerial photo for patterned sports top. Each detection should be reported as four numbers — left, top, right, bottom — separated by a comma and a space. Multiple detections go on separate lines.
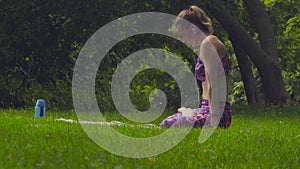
195, 54, 231, 82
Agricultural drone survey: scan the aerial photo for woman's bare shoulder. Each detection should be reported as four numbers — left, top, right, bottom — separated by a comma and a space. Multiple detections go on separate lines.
206, 35, 227, 57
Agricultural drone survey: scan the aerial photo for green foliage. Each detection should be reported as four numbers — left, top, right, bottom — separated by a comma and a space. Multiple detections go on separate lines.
0, 0, 299, 109
95, 34, 196, 112
217, 0, 300, 104
0, 0, 198, 110
264, 0, 300, 102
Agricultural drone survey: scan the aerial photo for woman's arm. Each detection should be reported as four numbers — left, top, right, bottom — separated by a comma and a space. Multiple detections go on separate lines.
200, 35, 228, 126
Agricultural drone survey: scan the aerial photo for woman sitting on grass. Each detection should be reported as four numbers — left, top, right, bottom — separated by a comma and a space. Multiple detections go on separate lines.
160, 6, 232, 128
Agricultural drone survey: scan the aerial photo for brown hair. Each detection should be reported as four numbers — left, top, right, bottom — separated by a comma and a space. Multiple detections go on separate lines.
176, 6, 214, 35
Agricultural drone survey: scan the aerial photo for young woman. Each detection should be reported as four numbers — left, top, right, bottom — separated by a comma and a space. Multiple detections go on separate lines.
160, 6, 232, 128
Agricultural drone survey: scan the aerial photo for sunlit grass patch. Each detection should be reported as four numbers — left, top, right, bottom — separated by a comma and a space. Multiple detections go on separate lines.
0, 105, 299, 168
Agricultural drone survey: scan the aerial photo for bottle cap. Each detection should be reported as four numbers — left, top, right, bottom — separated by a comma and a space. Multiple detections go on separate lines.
36, 99, 46, 107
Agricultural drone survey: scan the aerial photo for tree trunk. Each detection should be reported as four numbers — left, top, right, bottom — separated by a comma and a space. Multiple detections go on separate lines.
203, 0, 290, 104
230, 37, 259, 104
243, 0, 279, 59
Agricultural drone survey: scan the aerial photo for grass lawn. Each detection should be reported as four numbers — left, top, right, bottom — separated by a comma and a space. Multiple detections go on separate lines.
0, 104, 300, 169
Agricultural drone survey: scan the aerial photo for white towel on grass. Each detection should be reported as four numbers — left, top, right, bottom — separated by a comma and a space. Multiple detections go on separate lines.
55, 118, 158, 128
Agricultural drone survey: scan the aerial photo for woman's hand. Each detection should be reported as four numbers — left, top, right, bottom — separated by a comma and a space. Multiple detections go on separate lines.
178, 107, 197, 117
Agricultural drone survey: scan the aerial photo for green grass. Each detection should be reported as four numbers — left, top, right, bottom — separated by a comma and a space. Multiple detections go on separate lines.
1, 105, 300, 169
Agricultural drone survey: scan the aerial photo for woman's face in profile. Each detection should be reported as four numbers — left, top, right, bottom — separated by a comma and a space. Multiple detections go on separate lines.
177, 24, 201, 48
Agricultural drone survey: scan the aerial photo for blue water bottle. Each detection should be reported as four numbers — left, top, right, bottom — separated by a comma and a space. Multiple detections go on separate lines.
35, 99, 46, 118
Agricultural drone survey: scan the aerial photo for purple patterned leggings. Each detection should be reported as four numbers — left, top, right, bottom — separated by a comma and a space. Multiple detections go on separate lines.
160, 99, 232, 128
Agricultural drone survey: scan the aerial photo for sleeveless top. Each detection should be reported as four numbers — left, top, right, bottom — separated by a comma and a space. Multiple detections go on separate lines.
195, 54, 231, 82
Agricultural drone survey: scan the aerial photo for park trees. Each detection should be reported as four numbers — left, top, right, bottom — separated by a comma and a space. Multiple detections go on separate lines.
0, 0, 298, 109
202, 0, 293, 105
